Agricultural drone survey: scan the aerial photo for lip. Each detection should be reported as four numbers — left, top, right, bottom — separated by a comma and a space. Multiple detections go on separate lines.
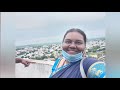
67, 50, 77, 55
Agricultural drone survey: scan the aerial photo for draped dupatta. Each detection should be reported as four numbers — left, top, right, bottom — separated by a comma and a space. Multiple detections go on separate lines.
50, 60, 82, 78
50, 57, 101, 78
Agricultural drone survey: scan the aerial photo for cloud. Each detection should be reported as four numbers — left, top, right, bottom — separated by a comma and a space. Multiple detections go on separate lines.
15, 12, 106, 46
15, 35, 63, 46
15, 28, 105, 46
15, 12, 106, 30
85, 29, 105, 39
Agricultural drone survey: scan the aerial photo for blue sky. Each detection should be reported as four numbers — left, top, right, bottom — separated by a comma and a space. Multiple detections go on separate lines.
15, 12, 107, 46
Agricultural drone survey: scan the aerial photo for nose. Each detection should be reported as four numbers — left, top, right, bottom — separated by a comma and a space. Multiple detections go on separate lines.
69, 42, 76, 48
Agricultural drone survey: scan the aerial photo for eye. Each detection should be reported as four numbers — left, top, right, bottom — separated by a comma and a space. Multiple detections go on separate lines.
75, 41, 83, 45
65, 40, 71, 44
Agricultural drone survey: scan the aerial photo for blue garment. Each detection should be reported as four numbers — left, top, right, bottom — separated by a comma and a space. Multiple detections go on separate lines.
62, 50, 83, 62
82, 57, 106, 78
49, 58, 71, 78
49, 57, 106, 78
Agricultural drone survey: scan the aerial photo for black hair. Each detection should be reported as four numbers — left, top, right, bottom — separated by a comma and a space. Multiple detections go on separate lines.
62, 28, 87, 44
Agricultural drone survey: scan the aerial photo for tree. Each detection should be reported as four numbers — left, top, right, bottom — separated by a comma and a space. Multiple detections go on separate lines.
50, 54, 55, 58
21, 56, 24, 58
31, 57, 35, 59
40, 55, 48, 60
92, 46, 100, 52
88, 49, 92, 52
32, 54, 35, 56
35, 56, 42, 60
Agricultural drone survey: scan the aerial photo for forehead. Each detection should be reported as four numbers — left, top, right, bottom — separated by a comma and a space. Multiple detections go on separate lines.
64, 32, 84, 41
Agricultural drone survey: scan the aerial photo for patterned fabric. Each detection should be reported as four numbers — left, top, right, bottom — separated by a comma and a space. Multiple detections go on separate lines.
87, 62, 106, 78
82, 57, 106, 78
49, 57, 106, 78
49, 58, 71, 78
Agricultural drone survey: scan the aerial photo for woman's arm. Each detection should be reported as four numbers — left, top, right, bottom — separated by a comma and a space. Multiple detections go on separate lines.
87, 61, 106, 78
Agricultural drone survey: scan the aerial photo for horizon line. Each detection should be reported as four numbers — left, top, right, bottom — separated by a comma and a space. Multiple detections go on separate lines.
16, 37, 105, 47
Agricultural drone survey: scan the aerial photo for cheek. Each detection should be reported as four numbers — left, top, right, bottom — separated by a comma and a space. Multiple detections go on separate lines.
77, 45, 86, 51
62, 44, 68, 51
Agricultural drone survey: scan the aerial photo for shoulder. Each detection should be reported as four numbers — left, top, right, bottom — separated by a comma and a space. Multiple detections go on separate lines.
84, 57, 106, 78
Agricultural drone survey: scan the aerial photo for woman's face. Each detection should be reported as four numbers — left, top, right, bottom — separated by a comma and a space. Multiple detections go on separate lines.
62, 32, 86, 55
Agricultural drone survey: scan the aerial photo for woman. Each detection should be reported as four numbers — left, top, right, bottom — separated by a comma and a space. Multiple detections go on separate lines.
49, 28, 106, 78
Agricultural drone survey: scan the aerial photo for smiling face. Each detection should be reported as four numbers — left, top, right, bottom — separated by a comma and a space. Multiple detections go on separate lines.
62, 31, 86, 55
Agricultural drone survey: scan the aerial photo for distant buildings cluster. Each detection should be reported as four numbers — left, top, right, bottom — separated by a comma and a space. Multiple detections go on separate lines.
86, 38, 105, 60
16, 43, 62, 61
16, 38, 105, 61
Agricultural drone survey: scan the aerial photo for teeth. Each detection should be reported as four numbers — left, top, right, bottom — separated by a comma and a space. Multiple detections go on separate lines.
68, 50, 75, 51
69, 51, 75, 52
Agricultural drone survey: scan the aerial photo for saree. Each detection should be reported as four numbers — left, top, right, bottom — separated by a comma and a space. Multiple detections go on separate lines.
49, 57, 104, 78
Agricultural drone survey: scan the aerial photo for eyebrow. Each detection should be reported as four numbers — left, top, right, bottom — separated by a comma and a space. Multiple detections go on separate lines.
64, 39, 71, 41
64, 39, 83, 42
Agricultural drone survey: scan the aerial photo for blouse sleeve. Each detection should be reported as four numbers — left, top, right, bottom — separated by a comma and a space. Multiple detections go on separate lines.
87, 61, 106, 78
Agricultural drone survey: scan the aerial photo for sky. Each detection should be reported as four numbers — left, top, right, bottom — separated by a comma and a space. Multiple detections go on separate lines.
14, 12, 107, 46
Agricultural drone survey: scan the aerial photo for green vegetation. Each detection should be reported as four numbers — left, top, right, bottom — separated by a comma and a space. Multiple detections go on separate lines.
50, 54, 55, 58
